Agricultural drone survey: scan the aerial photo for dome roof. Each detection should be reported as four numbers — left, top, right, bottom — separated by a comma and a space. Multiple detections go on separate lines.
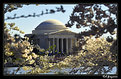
35, 19, 67, 30
32, 19, 68, 34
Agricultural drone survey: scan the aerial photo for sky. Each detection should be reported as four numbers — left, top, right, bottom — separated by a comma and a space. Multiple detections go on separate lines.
4, 4, 117, 39
4, 4, 77, 36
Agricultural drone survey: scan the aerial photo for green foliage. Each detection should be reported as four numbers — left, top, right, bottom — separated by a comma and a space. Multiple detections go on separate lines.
47, 45, 56, 51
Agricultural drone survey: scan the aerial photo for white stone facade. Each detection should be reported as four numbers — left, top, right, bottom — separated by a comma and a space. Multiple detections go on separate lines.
25, 19, 78, 54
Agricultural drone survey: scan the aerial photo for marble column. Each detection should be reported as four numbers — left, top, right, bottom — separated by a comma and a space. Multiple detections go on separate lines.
57, 38, 59, 53
70, 38, 72, 53
48, 38, 50, 51
66, 38, 68, 54
74, 38, 77, 46
61, 38, 63, 53
53, 38, 55, 53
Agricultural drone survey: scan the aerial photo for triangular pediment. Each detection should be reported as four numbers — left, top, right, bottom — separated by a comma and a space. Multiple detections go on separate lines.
49, 29, 77, 35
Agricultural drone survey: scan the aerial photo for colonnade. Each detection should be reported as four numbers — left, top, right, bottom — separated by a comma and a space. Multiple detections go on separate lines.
48, 38, 76, 54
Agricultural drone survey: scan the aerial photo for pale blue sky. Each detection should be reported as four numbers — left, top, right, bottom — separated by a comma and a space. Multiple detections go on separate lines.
5, 4, 77, 35
4, 4, 117, 39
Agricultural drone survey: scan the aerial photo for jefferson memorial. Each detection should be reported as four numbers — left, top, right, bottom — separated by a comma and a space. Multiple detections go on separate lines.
25, 19, 78, 54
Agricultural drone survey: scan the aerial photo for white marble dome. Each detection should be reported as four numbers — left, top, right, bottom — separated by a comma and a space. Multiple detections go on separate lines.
32, 19, 68, 34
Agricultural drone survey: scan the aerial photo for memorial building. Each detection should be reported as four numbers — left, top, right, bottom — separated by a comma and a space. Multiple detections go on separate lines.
25, 19, 78, 54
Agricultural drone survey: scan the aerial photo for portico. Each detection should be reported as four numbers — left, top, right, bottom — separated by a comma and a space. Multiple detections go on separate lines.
48, 37, 75, 54
47, 29, 77, 54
